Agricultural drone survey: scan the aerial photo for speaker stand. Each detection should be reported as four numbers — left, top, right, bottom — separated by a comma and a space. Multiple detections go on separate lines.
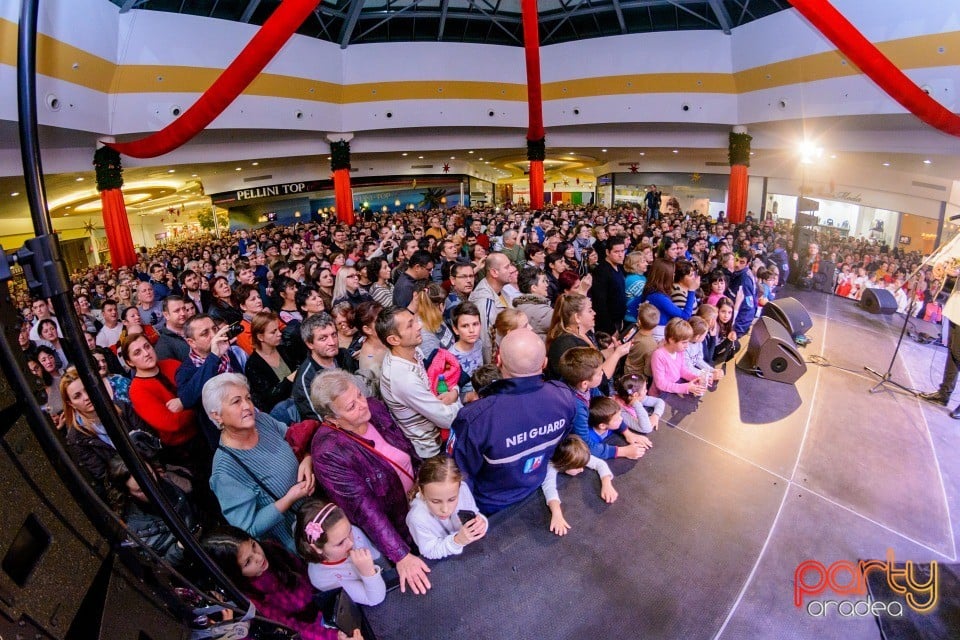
864, 291, 918, 396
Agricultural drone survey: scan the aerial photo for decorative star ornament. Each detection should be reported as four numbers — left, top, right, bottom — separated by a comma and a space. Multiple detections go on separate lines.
83, 219, 96, 234
629, 164, 639, 173
442, 163, 450, 173
691, 173, 702, 183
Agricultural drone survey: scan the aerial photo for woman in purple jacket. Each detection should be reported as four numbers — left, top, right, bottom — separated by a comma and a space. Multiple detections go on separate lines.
309, 369, 431, 595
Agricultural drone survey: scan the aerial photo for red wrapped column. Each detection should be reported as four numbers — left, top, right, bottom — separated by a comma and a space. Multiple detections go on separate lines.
528, 158, 545, 209
94, 147, 137, 267
521, 0, 545, 210
330, 140, 355, 225
727, 165, 748, 224
726, 129, 751, 224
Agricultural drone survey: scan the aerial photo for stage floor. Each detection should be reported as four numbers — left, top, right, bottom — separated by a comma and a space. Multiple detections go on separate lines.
366, 288, 960, 639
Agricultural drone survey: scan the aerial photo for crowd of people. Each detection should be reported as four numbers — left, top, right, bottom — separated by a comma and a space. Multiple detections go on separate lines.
17, 201, 935, 637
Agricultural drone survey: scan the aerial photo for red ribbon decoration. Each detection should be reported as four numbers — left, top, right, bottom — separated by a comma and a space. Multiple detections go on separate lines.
333, 169, 355, 225
521, 0, 545, 210
788, 0, 960, 137
100, 189, 138, 267
106, 0, 320, 158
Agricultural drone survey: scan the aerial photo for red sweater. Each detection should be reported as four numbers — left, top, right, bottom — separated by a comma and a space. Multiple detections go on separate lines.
129, 359, 198, 447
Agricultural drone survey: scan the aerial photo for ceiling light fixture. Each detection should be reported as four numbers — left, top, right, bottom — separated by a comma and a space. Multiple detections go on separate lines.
75, 177, 84, 182
418, 156, 424, 159
450, 156, 456, 160
10, 192, 19, 197
402, 152, 408, 156
639, 152, 645, 156
923, 159, 932, 164
192, 173, 198, 177
468, 150, 474, 154
167, 169, 175, 173
252, 161, 259, 166
235, 167, 242, 171
601, 149, 607, 152
672, 149, 679, 154
882, 162, 890, 167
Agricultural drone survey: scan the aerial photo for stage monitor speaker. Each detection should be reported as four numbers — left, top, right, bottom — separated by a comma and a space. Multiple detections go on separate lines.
860, 288, 898, 315
0, 366, 188, 639
737, 317, 808, 384
761, 297, 813, 339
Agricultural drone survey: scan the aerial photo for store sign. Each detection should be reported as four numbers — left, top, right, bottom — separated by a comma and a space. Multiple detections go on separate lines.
212, 180, 327, 205
899, 235, 911, 245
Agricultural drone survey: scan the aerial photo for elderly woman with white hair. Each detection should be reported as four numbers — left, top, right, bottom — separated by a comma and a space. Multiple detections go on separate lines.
204, 373, 314, 553
309, 369, 433, 595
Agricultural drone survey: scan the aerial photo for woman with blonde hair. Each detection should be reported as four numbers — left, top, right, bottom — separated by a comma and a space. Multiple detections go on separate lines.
416, 283, 455, 359
331, 265, 373, 308
61, 367, 118, 485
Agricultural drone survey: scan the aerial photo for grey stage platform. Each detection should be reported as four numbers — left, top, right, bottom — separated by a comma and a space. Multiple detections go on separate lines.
365, 289, 960, 640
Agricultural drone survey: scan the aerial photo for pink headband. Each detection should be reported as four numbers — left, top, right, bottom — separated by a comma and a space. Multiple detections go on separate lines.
304, 504, 337, 544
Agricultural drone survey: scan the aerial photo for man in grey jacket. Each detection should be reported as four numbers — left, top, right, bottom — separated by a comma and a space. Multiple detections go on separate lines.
468, 252, 517, 364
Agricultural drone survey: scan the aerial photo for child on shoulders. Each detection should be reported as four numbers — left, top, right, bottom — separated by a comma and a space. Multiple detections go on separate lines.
542, 435, 617, 536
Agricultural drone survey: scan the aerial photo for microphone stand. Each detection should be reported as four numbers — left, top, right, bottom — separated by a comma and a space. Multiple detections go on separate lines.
863, 246, 945, 395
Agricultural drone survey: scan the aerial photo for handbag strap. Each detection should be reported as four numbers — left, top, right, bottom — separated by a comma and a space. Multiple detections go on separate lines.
325, 422, 415, 483
217, 445, 282, 502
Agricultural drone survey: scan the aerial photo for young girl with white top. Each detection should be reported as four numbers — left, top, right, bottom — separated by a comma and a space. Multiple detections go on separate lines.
296, 499, 387, 606
406, 456, 488, 560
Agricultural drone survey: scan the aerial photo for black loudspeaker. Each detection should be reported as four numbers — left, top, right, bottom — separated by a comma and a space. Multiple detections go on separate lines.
0, 367, 187, 638
860, 288, 898, 315
761, 297, 813, 339
737, 317, 808, 384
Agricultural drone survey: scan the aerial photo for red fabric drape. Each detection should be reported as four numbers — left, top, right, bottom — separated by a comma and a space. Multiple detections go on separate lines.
726, 164, 748, 224
789, 0, 960, 137
106, 0, 320, 158
100, 189, 138, 267
333, 169, 355, 226
529, 161, 544, 210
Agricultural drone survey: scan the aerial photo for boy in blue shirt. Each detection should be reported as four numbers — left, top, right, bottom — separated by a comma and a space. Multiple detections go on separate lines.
557, 347, 650, 460
588, 396, 652, 461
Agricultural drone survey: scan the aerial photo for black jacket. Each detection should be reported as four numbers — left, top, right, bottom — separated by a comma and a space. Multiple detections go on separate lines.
244, 350, 296, 413
589, 260, 627, 335
291, 350, 358, 421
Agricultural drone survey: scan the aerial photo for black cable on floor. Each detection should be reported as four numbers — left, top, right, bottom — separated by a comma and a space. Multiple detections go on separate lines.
804, 354, 869, 377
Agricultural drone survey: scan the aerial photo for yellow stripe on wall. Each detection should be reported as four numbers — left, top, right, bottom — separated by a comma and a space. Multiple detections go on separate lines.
3, 18, 958, 103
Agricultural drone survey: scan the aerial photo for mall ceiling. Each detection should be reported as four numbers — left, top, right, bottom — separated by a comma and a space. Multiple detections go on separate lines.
109, 0, 791, 47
